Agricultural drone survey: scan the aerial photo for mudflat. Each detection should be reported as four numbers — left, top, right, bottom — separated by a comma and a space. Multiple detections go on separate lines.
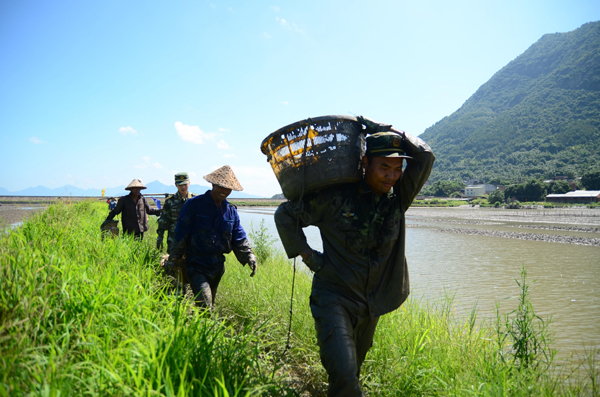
0, 204, 46, 227
407, 206, 600, 246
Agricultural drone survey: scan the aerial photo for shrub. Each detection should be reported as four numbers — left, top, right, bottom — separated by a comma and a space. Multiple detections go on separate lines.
248, 219, 277, 263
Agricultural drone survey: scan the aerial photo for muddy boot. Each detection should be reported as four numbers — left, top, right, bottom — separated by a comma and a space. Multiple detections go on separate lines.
194, 287, 213, 310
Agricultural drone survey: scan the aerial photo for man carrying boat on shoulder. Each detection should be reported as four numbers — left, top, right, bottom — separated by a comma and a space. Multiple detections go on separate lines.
274, 117, 435, 396
170, 166, 258, 309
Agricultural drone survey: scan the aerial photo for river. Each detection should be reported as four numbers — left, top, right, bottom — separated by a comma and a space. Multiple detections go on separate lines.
237, 206, 600, 363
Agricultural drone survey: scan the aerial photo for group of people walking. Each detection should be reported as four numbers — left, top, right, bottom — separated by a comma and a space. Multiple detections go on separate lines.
103, 166, 257, 309
102, 116, 434, 397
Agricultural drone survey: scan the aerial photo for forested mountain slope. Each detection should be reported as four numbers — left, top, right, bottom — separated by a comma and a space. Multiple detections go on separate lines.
420, 21, 600, 183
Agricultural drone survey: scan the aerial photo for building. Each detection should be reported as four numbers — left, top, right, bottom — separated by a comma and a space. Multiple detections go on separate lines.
545, 190, 600, 204
465, 184, 498, 197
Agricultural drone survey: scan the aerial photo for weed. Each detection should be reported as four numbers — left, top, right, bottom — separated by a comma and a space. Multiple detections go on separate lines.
248, 219, 277, 264
495, 265, 556, 373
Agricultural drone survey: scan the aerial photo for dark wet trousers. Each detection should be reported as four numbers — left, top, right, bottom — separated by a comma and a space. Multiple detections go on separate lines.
123, 229, 144, 240
186, 265, 225, 309
311, 292, 380, 397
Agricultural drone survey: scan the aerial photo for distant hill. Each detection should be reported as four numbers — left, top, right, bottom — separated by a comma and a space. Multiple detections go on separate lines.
420, 21, 600, 184
0, 181, 263, 199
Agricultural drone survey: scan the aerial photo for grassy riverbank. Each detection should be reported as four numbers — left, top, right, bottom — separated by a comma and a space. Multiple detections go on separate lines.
1, 202, 597, 395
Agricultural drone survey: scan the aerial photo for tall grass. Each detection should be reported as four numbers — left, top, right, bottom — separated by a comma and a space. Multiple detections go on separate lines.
0, 201, 291, 396
1, 201, 597, 396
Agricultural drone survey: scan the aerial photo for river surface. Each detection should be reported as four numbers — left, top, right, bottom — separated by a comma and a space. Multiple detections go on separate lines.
237, 206, 600, 363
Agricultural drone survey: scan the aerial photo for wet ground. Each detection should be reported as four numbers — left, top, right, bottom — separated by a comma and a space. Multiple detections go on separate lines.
0, 204, 46, 227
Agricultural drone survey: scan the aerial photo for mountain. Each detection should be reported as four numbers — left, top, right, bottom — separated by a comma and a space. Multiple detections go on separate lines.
0, 181, 263, 198
420, 21, 600, 184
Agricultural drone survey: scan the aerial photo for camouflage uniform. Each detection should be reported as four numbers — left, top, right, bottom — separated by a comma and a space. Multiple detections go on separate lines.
157, 190, 194, 254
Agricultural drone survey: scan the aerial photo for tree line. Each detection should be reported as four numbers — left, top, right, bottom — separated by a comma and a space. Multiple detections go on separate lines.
421, 169, 600, 202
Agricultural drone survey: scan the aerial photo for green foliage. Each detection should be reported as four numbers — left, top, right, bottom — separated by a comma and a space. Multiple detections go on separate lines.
421, 180, 466, 197
581, 169, 600, 190
248, 219, 277, 263
488, 189, 506, 204
505, 179, 547, 202
494, 265, 555, 372
548, 180, 571, 194
0, 202, 291, 396
420, 22, 600, 184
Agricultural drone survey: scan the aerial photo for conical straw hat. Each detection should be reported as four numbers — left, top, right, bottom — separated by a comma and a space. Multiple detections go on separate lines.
126, 178, 147, 190
203, 165, 243, 191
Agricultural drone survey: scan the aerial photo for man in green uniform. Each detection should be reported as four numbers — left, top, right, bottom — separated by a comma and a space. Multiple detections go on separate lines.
274, 117, 435, 396
157, 172, 194, 254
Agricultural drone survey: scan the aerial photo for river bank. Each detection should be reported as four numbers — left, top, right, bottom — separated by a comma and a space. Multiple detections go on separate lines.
2, 201, 597, 395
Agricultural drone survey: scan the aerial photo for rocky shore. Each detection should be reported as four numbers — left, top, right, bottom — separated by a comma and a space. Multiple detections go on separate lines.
437, 227, 600, 246
406, 207, 600, 246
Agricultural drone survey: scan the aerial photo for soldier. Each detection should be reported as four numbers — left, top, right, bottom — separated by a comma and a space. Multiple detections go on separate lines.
275, 117, 435, 396
156, 172, 194, 254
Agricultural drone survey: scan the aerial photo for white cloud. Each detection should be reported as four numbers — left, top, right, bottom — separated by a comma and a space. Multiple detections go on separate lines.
217, 139, 231, 150
218, 127, 230, 132
67, 174, 72, 178
210, 3, 216, 9
271, 6, 280, 12
262, 32, 272, 39
282, 101, 289, 105
119, 126, 138, 135
28, 136, 44, 144
276, 16, 303, 33
223, 154, 237, 158
231, 165, 280, 197
189, 171, 197, 178
175, 121, 217, 144
134, 157, 162, 169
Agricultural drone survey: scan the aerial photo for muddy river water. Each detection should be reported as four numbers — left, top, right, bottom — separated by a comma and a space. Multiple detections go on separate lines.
237, 206, 600, 363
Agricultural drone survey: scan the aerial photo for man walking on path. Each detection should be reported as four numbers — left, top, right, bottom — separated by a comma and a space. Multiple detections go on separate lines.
274, 116, 435, 396
103, 179, 162, 240
171, 165, 258, 309
157, 172, 194, 254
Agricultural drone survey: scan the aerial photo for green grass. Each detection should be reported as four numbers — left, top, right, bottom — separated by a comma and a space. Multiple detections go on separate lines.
0, 201, 292, 396
1, 201, 598, 396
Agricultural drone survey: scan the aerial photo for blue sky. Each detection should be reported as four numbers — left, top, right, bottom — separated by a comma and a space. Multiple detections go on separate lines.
1, 0, 599, 197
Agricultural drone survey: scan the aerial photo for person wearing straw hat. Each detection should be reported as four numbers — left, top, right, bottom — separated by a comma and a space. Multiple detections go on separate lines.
274, 116, 435, 397
103, 178, 162, 240
170, 165, 258, 309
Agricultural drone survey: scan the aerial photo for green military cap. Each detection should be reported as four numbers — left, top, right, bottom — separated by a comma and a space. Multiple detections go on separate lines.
366, 131, 413, 160
174, 172, 190, 185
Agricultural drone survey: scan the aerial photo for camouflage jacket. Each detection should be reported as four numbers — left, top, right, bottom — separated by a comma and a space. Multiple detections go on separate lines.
157, 191, 194, 253
275, 131, 435, 318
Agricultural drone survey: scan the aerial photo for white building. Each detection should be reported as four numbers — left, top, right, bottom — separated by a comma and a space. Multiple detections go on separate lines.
546, 190, 600, 203
465, 184, 497, 197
